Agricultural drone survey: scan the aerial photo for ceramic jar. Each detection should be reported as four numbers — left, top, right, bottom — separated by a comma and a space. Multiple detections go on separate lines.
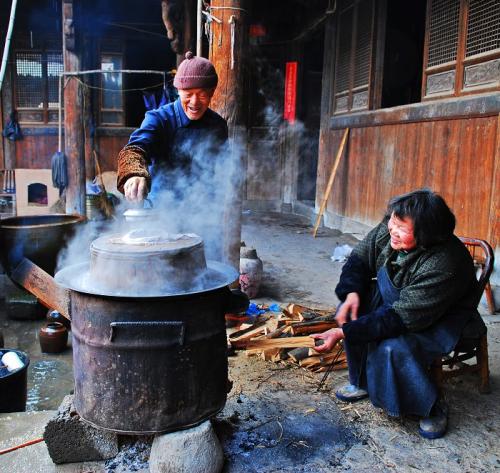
39, 322, 68, 354
239, 247, 263, 299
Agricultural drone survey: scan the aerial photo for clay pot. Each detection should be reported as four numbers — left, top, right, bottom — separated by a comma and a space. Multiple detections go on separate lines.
239, 247, 263, 299
47, 310, 71, 330
39, 322, 68, 353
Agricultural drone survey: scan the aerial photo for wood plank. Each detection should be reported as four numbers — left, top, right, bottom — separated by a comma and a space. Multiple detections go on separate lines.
246, 336, 321, 350
10, 258, 71, 320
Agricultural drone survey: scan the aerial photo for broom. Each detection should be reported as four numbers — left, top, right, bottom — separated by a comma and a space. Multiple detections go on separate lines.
92, 149, 115, 219
51, 74, 67, 197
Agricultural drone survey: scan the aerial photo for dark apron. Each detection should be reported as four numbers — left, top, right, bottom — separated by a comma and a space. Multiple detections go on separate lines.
344, 264, 472, 417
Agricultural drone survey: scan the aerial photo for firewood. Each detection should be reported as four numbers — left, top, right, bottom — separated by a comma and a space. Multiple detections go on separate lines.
290, 321, 338, 335
229, 323, 267, 349
261, 348, 281, 361
287, 347, 311, 363
264, 325, 288, 339
246, 336, 322, 350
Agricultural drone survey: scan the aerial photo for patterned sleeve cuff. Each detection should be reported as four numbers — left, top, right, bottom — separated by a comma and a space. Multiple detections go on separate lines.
116, 145, 151, 194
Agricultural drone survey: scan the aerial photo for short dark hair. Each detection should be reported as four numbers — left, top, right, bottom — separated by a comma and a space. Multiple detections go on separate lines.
387, 189, 456, 248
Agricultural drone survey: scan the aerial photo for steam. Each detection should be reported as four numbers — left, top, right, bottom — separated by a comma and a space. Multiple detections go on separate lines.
55, 127, 243, 295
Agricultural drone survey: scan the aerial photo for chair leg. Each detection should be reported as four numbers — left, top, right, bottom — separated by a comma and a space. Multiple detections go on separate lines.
477, 335, 490, 394
485, 282, 496, 315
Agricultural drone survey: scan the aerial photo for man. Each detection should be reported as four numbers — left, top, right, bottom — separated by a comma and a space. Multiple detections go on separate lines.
312, 189, 481, 439
117, 51, 227, 202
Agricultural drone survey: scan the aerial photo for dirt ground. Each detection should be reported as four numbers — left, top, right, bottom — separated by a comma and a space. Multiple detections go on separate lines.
1, 211, 499, 472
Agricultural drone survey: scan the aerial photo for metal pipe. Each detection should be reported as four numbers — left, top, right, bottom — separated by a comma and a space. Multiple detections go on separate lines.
0, 0, 19, 92
196, 0, 203, 56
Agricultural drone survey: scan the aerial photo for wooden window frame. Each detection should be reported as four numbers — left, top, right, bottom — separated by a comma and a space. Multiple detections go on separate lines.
332, 0, 377, 115
422, 0, 500, 100
13, 48, 63, 125
99, 39, 126, 127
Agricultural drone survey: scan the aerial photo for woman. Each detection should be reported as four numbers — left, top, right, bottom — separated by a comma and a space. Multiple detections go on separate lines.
312, 189, 479, 439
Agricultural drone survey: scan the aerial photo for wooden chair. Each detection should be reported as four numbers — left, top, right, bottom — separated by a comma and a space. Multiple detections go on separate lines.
431, 237, 495, 394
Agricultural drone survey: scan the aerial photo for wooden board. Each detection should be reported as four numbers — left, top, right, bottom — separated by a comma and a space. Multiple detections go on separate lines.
316, 114, 498, 245
246, 336, 319, 350
11, 258, 71, 320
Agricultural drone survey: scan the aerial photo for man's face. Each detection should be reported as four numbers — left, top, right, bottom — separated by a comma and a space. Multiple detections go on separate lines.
387, 212, 417, 251
178, 88, 214, 120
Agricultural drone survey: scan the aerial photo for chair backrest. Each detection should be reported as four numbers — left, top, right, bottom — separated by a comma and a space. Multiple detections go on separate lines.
459, 237, 495, 307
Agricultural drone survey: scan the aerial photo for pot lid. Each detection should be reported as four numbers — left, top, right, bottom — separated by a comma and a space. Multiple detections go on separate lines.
54, 260, 239, 298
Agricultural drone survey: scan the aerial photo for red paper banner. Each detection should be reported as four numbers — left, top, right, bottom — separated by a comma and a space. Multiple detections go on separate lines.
284, 62, 297, 124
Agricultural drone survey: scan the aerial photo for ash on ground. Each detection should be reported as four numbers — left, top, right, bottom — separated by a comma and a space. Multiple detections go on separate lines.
104, 436, 153, 473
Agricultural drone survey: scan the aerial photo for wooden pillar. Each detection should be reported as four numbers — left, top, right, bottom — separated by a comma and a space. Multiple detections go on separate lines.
62, 0, 86, 215
208, 0, 248, 269
0, 62, 16, 169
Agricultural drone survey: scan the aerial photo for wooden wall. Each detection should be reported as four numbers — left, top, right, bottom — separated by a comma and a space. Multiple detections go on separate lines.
6, 128, 130, 174
317, 97, 500, 248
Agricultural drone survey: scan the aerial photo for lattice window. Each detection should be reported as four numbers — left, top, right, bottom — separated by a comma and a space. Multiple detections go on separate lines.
47, 53, 63, 108
427, 0, 460, 67
466, 0, 500, 57
423, 0, 500, 98
14, 50, 63, 123
15, 52, 44, 109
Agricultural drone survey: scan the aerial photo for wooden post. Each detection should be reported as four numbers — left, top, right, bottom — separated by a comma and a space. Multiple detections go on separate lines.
62, 0, 86, 215
0, 61, 15, 170
208, 0, 248, 269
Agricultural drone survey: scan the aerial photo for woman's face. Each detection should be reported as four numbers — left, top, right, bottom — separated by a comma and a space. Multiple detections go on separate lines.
387, 213, 417, 251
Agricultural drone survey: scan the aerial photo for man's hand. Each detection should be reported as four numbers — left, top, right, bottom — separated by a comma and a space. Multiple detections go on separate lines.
123, 176, 148, 202
310, 328, 344, 353
335, 292, 360, 327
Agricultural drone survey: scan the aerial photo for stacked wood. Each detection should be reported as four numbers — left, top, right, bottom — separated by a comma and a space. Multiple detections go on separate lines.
228, 303, 347, 373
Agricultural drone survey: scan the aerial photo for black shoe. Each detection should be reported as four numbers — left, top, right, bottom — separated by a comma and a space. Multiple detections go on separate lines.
419, 400, 448, 439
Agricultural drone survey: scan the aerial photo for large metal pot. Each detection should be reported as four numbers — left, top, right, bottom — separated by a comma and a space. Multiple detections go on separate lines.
0, 214, 85, 275
49, 231, 241, 434
67, 285, 233, 434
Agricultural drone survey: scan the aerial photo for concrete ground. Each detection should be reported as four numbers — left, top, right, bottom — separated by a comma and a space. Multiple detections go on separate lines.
0, 210, 499, 472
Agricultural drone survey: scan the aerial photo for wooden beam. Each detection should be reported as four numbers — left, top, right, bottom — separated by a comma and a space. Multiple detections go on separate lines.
63, 0, 86, 215
10, 258, 71, 320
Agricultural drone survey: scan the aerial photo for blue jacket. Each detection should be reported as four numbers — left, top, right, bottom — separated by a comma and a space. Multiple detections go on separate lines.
117, 99, 228, 191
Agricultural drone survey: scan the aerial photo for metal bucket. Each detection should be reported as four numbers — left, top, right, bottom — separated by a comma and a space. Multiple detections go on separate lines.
70, 287, 231, 434
0, 349, 30, 413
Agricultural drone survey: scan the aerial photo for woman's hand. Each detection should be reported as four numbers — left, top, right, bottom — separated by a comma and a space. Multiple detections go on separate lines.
124, 176, 148, 202
335, 292, 360, 327
310, 328, 344, 353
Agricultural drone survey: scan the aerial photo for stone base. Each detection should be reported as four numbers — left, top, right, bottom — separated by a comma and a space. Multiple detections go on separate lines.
149, 420, 223, 473
44, 395, 119, 464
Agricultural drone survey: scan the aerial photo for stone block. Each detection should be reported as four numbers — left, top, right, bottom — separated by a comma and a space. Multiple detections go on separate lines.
44, 395, 119, 464
149, 420, 223, 473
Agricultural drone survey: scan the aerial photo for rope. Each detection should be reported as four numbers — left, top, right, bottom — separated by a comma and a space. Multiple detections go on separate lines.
72, 76, 167, 93
0, 438, 44, 456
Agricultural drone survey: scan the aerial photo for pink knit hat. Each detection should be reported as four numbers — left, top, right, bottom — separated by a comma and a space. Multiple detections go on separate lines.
173, 51, 218, 90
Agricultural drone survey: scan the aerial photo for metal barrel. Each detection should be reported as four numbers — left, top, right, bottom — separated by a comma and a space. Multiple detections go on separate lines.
70, 287, 229, 435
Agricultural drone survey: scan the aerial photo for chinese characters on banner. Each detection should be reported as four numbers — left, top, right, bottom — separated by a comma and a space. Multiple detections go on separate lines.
283, 62, 298, 124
